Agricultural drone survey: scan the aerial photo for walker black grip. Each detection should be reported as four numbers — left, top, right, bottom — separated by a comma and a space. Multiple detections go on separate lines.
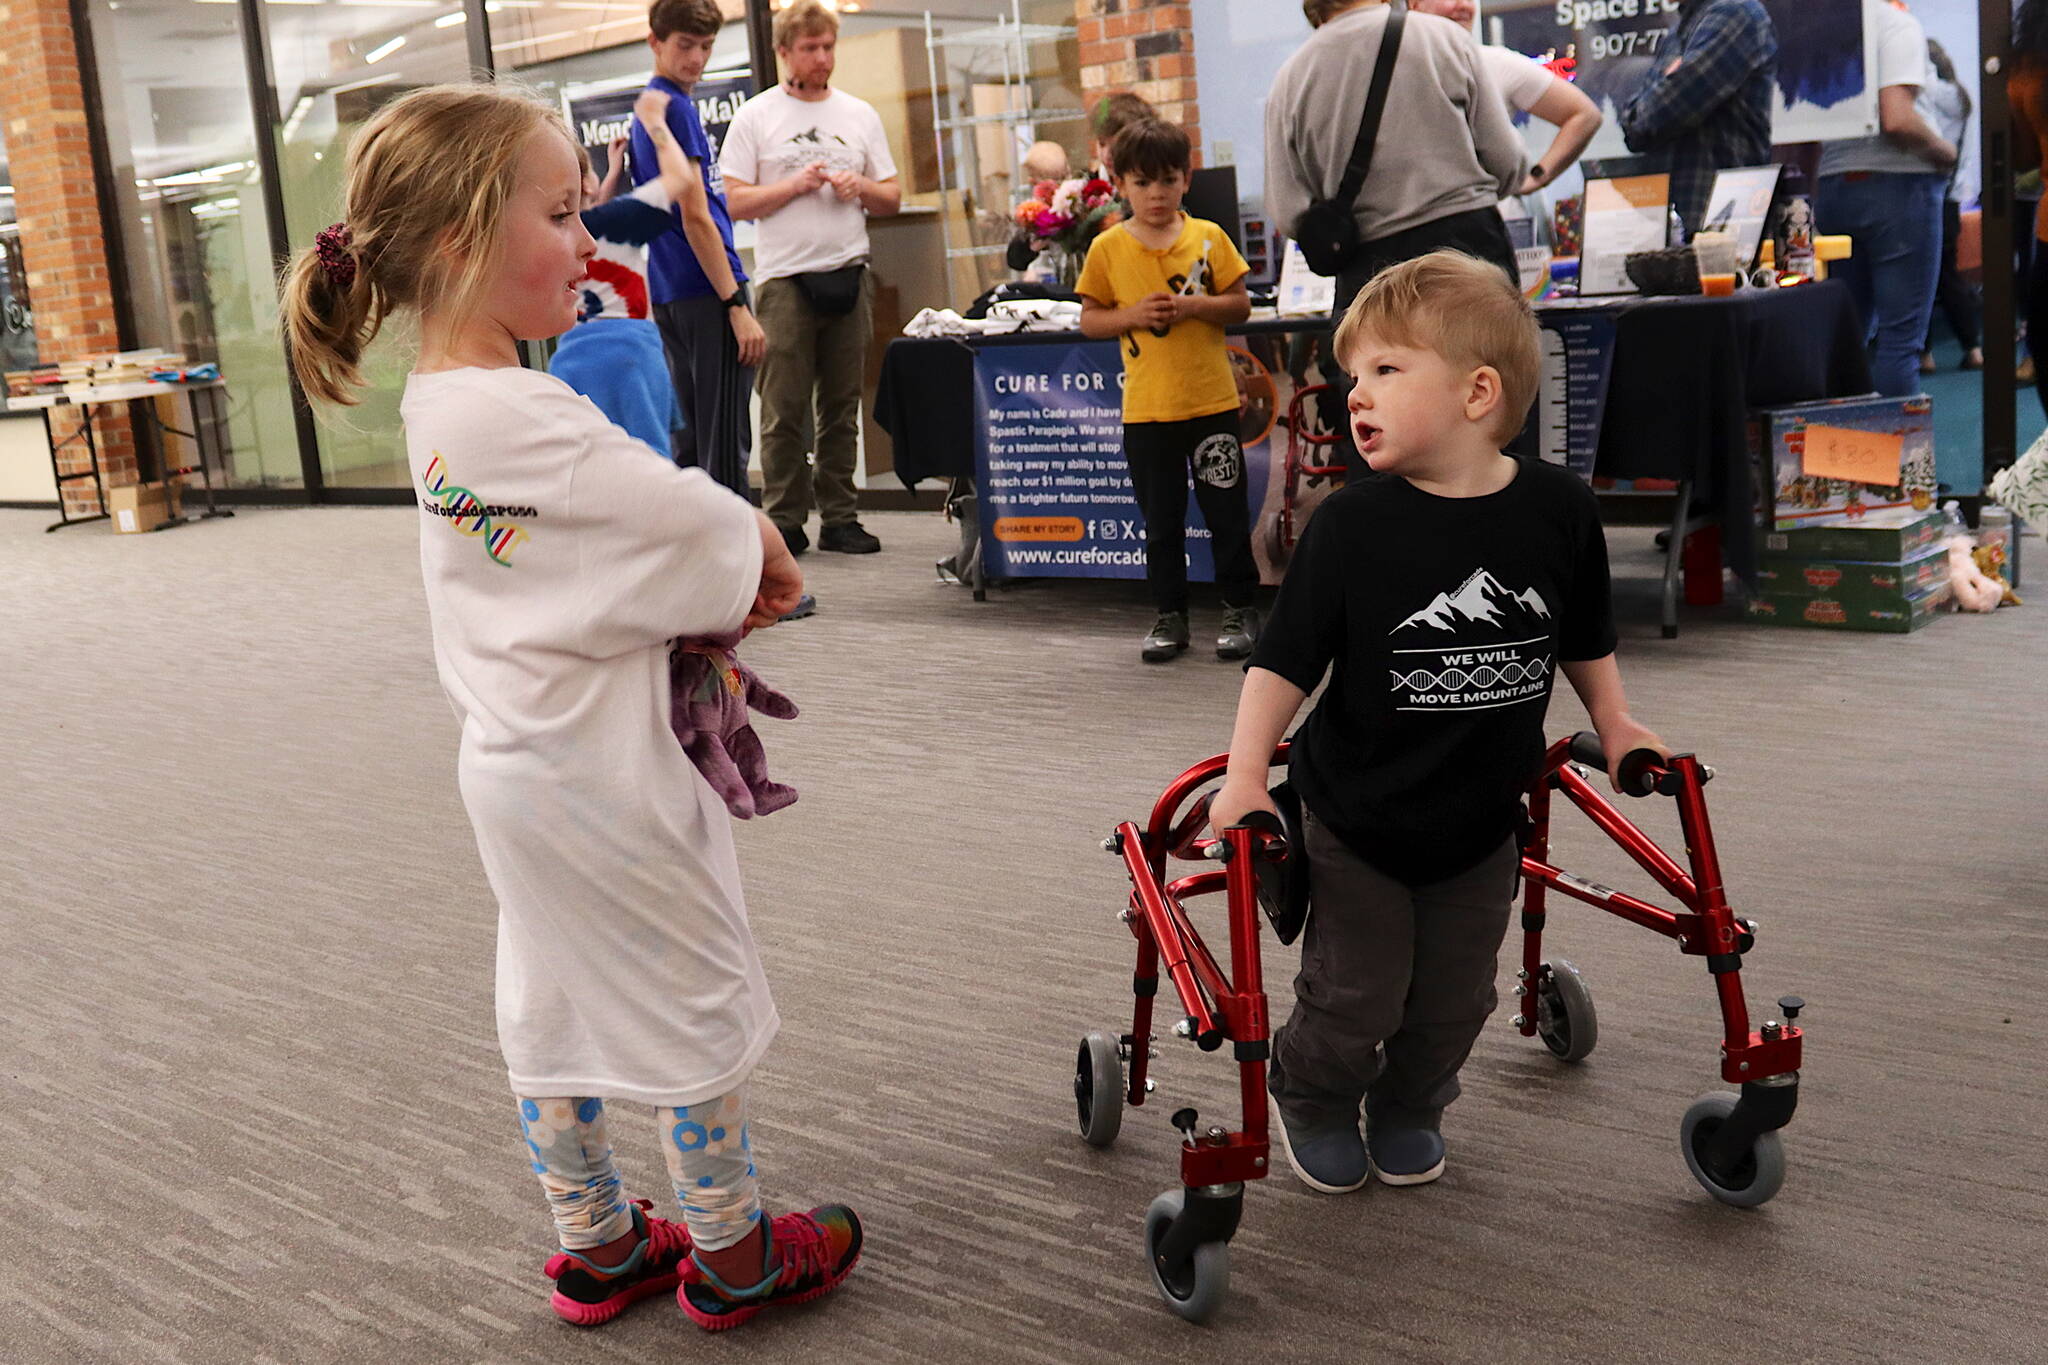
1568, 731, 1664, 797
1615, 749, 1667, 799
1233, 809, 1287, 853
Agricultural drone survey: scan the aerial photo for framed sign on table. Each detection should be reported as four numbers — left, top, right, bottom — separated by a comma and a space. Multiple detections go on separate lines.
1579, 174, 1671, 297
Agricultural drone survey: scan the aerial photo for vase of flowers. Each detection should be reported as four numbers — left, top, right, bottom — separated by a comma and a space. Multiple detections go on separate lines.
1013, 175, 1119, 289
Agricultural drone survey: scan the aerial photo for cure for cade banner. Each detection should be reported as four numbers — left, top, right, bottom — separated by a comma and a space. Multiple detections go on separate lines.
992, 369, 1127, 395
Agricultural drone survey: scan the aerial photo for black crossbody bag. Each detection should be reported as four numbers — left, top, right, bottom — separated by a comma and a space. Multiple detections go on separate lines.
1291, 6, 1405, 277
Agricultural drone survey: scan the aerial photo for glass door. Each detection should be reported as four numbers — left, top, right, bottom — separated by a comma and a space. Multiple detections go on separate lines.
263, 0, 476, 491
83, 0, 304, 490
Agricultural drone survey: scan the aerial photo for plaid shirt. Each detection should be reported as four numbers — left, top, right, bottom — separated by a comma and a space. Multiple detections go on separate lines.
1618, 0, 1778, 234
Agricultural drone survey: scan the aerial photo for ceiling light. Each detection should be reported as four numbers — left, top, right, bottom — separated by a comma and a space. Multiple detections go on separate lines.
329, 71, 400, 93
433, 9, 465, 24
491, 28, 581, 49
365, 34, 406, 61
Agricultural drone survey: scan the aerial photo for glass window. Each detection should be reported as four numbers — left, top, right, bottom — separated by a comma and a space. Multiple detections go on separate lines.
265, 0, 475, 490
83, 0, 304, 490
853, 1, 1086, 304
0, 120, 35, 374
487, 0, 671, 72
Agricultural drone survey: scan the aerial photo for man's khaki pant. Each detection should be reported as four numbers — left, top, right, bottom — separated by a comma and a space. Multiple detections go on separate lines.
753, 270, 874, 530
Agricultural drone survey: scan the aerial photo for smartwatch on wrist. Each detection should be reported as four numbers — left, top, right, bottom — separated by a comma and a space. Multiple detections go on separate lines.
720, 288, 747, 311
1528, 163, 1548, 185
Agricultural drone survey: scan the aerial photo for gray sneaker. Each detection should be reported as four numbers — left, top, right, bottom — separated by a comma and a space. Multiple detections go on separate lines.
1216, 605, 1261, 660
1272, 1102, 1369, 1194
1366, 1122, 1446, 1186
1141, 611, 1190, 663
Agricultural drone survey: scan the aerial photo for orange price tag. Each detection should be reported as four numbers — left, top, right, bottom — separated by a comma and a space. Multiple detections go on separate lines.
1799, 424, 1904, 485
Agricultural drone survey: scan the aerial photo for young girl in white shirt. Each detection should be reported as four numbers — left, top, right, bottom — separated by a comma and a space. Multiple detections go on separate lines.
278, 83, 861, 1334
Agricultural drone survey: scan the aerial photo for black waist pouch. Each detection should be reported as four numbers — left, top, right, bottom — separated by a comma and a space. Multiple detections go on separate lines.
794, 263, 865, 316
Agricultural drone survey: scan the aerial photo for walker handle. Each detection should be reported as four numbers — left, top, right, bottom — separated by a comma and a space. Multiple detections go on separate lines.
1566, 730, 1680, 799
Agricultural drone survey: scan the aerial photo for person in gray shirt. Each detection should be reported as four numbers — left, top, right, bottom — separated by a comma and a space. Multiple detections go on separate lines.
1265, 0, 1527, 473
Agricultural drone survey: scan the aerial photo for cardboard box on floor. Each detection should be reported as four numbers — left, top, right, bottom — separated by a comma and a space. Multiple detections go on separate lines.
1751, 394, 1937, 531
1745, 579, 1952, 633
107, 479, 184, 535
1762, 507, 1944, 563
1755, 541, 1950, 600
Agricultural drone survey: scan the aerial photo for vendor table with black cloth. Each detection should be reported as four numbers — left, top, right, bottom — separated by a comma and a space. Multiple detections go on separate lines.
1565, 280, 1872, 584
875, 281, 1872, 606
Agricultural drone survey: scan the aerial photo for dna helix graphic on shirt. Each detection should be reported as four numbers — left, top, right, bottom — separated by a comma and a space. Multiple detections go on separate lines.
421, 454, 531, 566
1389, 656, 1553, 694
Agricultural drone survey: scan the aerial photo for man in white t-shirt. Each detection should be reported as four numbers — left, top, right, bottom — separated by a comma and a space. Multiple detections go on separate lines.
1407, 0, 1602, 199
721, 0, 900, 557
1814, 0, 1957, 397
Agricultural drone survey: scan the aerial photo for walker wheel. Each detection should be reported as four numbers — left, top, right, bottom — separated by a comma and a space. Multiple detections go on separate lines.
1143, 1189, 1230, 1323
1074, 1032, 1124, 1147
1535, 959, 1597, 1063
1679, 1091, 1786, 1208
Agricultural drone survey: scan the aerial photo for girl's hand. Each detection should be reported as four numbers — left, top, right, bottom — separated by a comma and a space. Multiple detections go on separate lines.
634, 88, 671, 130
1207, 777, 1279, 837
745, 512, 805, 627
1595, 716, 1670, 793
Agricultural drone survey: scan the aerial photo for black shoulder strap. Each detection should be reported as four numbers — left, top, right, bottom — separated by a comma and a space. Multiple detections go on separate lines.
1334, 6, 1406, 210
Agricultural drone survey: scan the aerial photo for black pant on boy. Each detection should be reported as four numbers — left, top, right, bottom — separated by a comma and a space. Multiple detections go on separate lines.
1123, 411, 1258, 614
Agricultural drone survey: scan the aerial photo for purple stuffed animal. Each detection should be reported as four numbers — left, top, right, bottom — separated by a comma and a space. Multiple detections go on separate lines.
669, 631, 798, 819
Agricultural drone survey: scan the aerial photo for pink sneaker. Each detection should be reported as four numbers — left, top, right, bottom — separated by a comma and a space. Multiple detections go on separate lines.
543, 1200, 692, 1326
676, 1205, 863, 1331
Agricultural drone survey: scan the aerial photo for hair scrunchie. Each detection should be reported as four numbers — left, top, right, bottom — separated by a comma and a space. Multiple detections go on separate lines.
314, 223, 357, 290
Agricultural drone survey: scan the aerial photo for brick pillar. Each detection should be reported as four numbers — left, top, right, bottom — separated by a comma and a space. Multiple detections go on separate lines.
1075, 0, 1200, 163
0, 0, 135, 516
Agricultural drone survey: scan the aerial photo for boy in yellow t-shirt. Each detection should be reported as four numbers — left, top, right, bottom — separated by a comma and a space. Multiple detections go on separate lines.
1077, 119, 1258, 663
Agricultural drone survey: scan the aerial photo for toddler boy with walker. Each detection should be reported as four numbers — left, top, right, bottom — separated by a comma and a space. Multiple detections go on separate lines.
1207, 251, 1666, 1192
1076, 119, 1261, 663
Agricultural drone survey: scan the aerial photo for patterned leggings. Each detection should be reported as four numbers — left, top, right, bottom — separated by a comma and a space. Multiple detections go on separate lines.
515, 1084, 761, 1253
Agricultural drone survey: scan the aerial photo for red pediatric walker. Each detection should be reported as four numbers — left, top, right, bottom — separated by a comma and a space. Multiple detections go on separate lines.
1079, 733, 1807, 1322
1277, 384, 1346, 556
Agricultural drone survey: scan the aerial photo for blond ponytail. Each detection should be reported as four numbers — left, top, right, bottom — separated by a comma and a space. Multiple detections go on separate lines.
280, 228, 388, 408
276, 81, 568, 408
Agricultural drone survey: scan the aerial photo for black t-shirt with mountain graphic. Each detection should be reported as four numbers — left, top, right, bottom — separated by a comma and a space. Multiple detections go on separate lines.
1250, 459, 1616, 886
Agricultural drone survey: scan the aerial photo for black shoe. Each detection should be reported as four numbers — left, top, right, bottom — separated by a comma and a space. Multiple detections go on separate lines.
819, 520, 881, 554
779, 522, 809, 556
1216, 605, 1261, 660
1141, 611, 1190, 663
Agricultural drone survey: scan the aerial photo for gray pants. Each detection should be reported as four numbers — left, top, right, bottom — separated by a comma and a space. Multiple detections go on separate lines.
753, 270, 874, 530
1269, 811, 1519, 1131
653, 294, 754, 500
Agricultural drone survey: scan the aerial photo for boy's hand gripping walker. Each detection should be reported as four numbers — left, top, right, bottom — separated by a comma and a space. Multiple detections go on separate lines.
1082, 733, 1806, 1323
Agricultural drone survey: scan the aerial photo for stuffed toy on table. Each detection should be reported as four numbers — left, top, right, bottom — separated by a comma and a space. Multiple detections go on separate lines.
669, 632, 798, 818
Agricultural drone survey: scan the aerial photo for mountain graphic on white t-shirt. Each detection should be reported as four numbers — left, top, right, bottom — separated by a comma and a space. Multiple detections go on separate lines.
1392, 569, 1551, 639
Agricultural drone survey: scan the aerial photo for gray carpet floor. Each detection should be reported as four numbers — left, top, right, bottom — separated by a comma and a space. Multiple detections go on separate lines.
2, 506, 2044, 1364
